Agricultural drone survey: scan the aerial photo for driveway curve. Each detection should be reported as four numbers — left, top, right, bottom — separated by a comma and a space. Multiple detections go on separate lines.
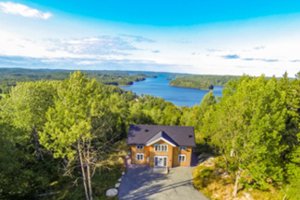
118, 166, 208, 200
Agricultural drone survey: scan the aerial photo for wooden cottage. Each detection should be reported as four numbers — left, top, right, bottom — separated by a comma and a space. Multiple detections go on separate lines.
127, 124, 195, 168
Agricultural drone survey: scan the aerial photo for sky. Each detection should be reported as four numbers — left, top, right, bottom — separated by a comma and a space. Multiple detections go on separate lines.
0, 0, 300, 77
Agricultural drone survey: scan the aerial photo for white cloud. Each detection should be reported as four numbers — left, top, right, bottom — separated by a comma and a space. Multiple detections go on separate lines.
48, 36, 138, 55
0, 2, 52, 19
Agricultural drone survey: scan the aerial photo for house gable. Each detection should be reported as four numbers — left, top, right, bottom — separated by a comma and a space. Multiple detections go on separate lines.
146, 131, 177, 147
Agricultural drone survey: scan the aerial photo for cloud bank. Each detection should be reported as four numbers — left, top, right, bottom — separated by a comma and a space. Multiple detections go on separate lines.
0, 2, 52, 19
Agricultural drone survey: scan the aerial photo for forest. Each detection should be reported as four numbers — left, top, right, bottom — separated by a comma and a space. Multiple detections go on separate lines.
170, 74, 241, 90
0, 68, 151, 94
0, 70, 299, 200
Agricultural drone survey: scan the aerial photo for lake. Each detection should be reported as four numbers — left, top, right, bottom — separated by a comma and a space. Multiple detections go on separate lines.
121, 74, 223, 107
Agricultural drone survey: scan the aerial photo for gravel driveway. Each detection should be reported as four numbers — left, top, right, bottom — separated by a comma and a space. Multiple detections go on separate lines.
118, 165, 208, 200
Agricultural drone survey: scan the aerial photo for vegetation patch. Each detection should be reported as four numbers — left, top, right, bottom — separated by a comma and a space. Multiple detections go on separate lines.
193, 157, 286, 200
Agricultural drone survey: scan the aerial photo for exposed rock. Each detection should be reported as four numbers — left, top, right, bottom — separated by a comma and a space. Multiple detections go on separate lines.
122, 171, 125, 175
243, 192, 253, 200
118, 178, 122, 182
221, 171, 230, 178
115, 183, 120, 188
106, 188, 118, 197
201, 157, 215, 167
198, 153, 212, 163
216, 168, 224, 175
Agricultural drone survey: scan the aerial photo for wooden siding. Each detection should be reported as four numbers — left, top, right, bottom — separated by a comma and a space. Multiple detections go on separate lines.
130, 141, 193, 167
149, 140, 174, 167
173, 147, 192, 167
130, 145, 150, 165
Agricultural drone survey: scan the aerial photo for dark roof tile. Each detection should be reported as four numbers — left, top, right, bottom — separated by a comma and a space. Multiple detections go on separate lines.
128, 124, 196, 147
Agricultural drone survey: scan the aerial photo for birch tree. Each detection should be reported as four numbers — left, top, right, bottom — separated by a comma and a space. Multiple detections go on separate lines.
40, 72, 121, 200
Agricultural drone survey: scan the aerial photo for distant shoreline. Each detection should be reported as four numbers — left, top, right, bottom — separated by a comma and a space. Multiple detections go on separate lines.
169, 84, 220, 91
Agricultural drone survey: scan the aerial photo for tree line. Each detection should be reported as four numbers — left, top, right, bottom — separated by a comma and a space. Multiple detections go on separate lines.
0, 68, 150, 94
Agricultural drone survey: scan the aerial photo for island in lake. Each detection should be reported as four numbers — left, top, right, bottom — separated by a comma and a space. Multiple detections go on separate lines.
121, 74, 224, 107
169, 74, 240, 90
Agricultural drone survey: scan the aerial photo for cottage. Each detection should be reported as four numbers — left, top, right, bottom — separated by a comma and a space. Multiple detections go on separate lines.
127, 124, 196, 168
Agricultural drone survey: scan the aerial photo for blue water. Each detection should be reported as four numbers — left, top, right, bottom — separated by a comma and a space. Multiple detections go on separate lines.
121, 74, 223, 107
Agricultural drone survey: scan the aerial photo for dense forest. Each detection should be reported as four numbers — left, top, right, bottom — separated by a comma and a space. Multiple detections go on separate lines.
0, 70, 299, 200
193, 72, 300, 199
170, 74, 241, 90
0, 68, 151, 94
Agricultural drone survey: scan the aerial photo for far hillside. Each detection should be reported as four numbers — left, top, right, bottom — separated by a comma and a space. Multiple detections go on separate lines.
0, 68, 153, 94
170, 75, 240, 90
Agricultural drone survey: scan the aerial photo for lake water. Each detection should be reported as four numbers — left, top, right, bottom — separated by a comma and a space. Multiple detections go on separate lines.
121, 74, 223, 107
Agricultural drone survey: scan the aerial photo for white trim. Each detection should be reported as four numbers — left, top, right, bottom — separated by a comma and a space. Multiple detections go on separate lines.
154, 156, 168, 167
178, 154, 186, 162
146, 137, 176, 147
136, 144, 144, 150
136, 153, 144, 161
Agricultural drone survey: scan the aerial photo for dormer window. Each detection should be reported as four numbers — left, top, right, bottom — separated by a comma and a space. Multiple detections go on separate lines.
179, 146, 187, 151
137, 145, 144, 150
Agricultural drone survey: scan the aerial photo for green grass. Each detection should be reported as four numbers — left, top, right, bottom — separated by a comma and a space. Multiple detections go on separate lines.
94, 166, 123, 200
95, 140, 127, 199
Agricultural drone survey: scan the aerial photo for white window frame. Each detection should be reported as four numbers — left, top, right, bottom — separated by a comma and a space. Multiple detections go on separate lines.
136, 153, 144, 161
136, 144, 144, 150
179, 146, 187, 151
178, 154, 186, 162
154, 144, 168, 152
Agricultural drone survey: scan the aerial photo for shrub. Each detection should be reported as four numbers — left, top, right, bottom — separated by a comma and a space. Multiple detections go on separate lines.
193, 165, 215, 189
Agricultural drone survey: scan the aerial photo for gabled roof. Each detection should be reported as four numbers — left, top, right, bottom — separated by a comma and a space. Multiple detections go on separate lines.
127, 124, 196, 147
146, 131, 177, 146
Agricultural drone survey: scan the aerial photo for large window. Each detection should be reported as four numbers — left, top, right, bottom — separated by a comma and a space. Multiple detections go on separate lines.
137, 145, 144, 150
154, 144, 168, 152
136, 153, 144, 161
178, 154, 186, 162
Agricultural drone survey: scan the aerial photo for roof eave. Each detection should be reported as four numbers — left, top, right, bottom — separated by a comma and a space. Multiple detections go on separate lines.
146, 137, 177, 147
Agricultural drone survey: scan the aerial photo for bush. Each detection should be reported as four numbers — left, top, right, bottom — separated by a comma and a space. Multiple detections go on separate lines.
193, 165, 215, 189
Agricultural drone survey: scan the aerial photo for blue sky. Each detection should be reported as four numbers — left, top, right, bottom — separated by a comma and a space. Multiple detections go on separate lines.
0, 0, 300, 76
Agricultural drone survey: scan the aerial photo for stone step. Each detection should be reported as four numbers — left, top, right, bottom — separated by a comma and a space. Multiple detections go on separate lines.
152, 167, 169, 174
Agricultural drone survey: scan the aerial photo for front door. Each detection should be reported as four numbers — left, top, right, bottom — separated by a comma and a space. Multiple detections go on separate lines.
154, 156, 167, 167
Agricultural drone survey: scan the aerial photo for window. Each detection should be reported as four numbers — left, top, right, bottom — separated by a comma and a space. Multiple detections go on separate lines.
137, 145, 144, 150
178, 154, 186, 162
179, 146, 187, 151
154, 144, 168, 152
136, 153, 144, 161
